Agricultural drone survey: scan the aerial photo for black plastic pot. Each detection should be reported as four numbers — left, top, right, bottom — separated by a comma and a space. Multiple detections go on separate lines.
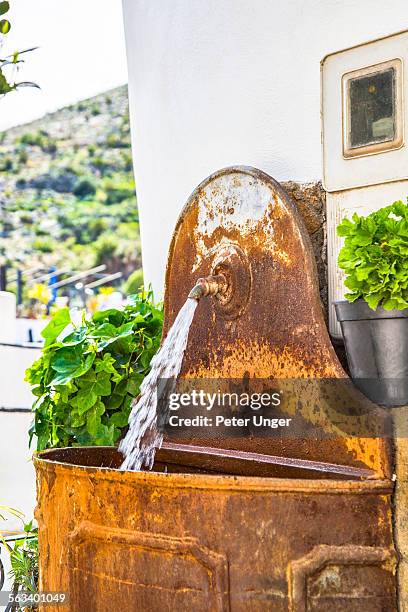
335, 299, 408, 407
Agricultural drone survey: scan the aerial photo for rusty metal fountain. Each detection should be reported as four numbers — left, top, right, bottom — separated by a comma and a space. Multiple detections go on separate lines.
34, 167, 398, 611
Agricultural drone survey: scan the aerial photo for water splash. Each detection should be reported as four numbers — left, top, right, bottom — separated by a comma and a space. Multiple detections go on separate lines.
119, 297, 198, 471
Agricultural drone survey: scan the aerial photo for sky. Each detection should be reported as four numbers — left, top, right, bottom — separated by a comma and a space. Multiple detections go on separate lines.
0, 0, 128, 131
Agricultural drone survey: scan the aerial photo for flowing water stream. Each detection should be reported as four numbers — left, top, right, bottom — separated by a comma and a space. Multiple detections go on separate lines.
119, 297, 199, 471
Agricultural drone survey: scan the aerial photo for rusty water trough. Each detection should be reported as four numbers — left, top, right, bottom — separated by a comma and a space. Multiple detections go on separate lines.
34, 167, 398, 611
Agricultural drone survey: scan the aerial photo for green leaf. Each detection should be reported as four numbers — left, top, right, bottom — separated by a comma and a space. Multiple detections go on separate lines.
94, 371, 112, 395
91, 323, 117, 338
92, 308, 124, 326
73, 389, 97, 415
73, 371, 112, 415
94, 423, 116, 446
336, 218, 354, 237
105, 393, 125, 409
55, 381, 77, 403
50, 346, 82, 373
70, 410, 86, 427
0, 17, 10, 33
86, 401, 105, 436
127, 372, 144, 396
0, 2, 9, 16
62, 327, 87, 346
344, 292, 360, 302
351, 230, 373, 247
355, 265, 376, 281
0, 69, 13, 94
94, 322, 135, 350
109, 408, 131, 427
49, 351, 95, 386
41, 308, 71, 347
95, 353, 116, 374
365, 292, 385, 310
51, 347, 94, 375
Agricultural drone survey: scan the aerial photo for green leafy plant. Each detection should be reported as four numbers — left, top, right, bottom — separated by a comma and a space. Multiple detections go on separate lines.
0, 2, 38, 95
337, 199, 408, 310
1, 508, 38, 606
26, 291, 163, 450
3, 522, 38, 594
124, 269, 144, 296
19, 131, 44, 147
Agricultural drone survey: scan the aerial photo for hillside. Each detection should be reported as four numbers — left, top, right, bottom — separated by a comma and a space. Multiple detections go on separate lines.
0, 85, 141, 297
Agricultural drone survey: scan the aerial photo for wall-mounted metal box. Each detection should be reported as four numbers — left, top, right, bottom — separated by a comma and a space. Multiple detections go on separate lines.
322, 29, 408, 337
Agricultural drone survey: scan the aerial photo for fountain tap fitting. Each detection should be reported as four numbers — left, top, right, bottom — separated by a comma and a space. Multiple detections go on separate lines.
188, 274, 228, 300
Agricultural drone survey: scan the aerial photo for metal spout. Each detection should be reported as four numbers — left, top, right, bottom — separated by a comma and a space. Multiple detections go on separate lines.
188, 274, 228, 300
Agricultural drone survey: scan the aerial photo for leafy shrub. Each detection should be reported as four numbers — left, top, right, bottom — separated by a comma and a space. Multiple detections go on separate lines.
19, 131, 57, 154
103, 177, 135, 205
32, 237, 53, 253
1, 86, 138, 301
124, 269, 144, 295
19, 131, 44, 147
34, 226, 49, 236
121, 151, 133, 172
94, 234, 119, 265
25, 170, 77, 193
88, 217, 108, 241
18, 149, 28, 164
105, 187, 134, 205
1, 156, 13, 170
16, 177, 27, 188
1, 219, 14, 233
91, 156, 112, 175
337, 199, 408, 310
3, 521, 38, 595
26, 291, 163, 450
88, 144, 96, 157
1, 510, 38, 597
73, 177, 96, 198
90, 103, 101, 116
106, 133, 128, 149
20, 213, 32, 224
42, 139, 57, 155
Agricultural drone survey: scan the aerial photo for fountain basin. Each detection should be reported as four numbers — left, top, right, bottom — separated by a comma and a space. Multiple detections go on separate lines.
34, 445, 396, 611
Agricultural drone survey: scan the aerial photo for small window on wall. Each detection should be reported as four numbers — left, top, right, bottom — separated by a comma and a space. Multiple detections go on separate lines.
342, 58, 403, 158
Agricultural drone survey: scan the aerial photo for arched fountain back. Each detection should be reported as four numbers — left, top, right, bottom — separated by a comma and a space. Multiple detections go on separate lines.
164, 166, 390, 477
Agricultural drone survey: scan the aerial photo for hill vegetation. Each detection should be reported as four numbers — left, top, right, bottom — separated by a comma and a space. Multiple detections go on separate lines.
0, 85, 141, 293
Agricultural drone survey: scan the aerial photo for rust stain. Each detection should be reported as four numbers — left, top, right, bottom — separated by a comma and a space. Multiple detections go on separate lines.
34, 447, 396, 611
163, 166, 391, 478
33, 167, 397, 611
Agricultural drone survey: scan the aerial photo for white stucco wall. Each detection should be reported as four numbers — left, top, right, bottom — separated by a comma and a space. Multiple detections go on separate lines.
122, 0, 408, 297
0, 345, 41, 409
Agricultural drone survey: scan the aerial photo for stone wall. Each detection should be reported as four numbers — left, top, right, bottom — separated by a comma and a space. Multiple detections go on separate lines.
282, 181, 327, 317
282, 180, 349, 369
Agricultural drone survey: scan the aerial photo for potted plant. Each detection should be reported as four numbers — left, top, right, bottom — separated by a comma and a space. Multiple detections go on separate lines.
335, 199, 408, 406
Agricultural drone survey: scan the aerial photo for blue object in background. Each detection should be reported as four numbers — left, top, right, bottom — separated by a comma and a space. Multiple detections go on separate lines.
49, 267, 58, 305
